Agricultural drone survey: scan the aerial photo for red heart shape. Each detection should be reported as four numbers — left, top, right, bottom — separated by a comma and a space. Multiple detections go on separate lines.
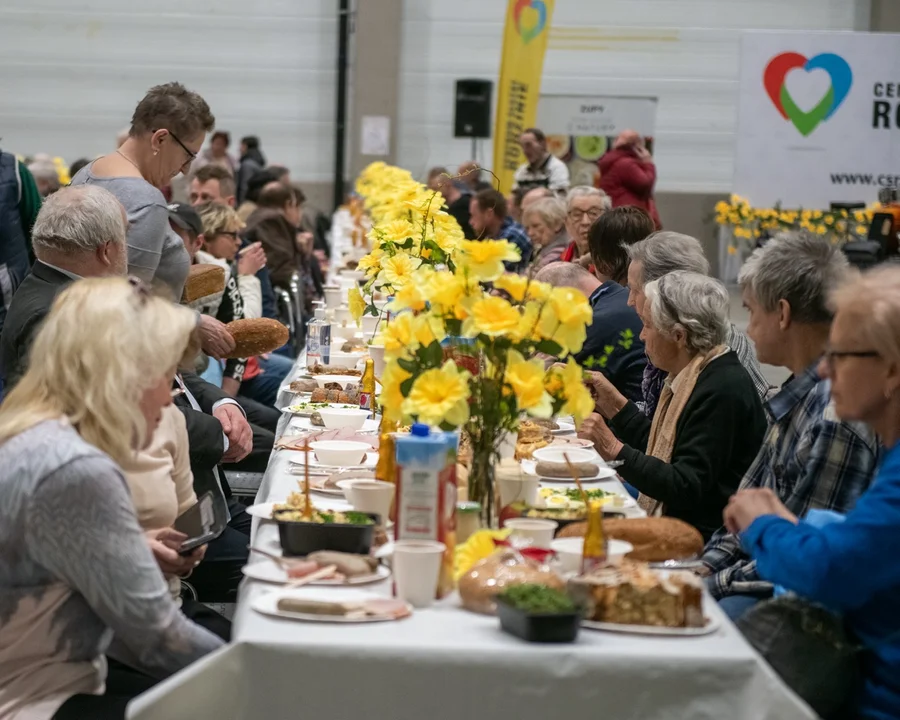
763, 52, 807, 119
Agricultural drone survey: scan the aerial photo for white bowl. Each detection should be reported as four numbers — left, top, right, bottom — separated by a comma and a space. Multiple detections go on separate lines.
310, 440, 371, 466
339, 269, 364, 281
505, 518, 558, 549
531, 446, 598, 465
311, 374, 360, 389
317, 407, 371, 431
360, 314, 381, 335
323, 286, 344, 308
325, 352, 363, 370
551, 537, 634, 574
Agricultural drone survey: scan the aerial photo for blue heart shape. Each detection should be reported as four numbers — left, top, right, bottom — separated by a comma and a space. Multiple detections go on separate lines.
805, 53, 853, 120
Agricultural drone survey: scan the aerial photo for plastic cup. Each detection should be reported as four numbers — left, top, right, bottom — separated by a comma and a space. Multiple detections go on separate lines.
345, 480, 394, 524
497, 473, 540, 508
504, 518, 558, 549
392, 540, 446, 608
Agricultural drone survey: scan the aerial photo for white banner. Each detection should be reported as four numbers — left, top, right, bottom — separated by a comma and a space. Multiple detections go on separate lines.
734, 31, 900, 209
537, 95, 657, 187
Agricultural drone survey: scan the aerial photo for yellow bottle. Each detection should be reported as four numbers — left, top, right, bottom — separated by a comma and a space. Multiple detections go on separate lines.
581, 500, 607, 574
359, 358, 376, 418
375, 415, 399, 525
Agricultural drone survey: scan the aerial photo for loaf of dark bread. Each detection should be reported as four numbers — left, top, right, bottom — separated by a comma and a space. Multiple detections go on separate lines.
224, 318, 289, 359
556, 517, 704, 562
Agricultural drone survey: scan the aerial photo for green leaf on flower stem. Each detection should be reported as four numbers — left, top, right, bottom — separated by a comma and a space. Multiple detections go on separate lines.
397, 357, 417, 373
445, 318, 462, 336
535, 339, 563, 357
420, 340, 444, 367
399, 377, 415, 396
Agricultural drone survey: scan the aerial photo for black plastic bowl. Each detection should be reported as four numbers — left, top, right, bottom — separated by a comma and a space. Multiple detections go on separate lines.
495, 599, 581, 643
275, 512, 378, 557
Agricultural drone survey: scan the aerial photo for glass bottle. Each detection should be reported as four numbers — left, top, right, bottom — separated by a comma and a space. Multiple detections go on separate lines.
359, 358, 376, 416
581, 500, 607, 574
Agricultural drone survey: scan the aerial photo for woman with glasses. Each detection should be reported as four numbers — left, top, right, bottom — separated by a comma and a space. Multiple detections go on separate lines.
559, 186, 611, 265
70, 83, 234, 359
0, 278, 222, 720
725, 266, 900, 720
578, 270, 766, 540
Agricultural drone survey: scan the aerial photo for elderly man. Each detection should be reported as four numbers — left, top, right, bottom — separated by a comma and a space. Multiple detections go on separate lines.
512, 127, 570, 194
701, 232, 879, 620
560, 187, 611, 265
536, 262, 645, 403
625, 231, 771, 416
469, 188, 532, 272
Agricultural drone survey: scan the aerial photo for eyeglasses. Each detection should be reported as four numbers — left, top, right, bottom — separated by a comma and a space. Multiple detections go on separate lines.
823, 347, 880, 372
567, 208, 603, 223
167, 130, 197, 169
217, 231, 239, 240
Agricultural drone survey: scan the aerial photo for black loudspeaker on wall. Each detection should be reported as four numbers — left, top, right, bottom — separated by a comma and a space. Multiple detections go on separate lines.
454, 79, 493, 138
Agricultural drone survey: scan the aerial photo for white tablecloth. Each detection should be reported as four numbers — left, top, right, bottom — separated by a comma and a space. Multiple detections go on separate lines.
129, 365, 815, 720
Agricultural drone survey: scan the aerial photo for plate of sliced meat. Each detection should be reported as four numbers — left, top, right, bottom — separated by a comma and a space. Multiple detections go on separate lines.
252, 588, 411, 623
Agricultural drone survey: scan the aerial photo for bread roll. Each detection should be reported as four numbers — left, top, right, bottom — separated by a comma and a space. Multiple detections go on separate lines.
556, 517, 703, 562
535, 460, 598, 478
224, 318, 289, 358
182, 264, 226, 304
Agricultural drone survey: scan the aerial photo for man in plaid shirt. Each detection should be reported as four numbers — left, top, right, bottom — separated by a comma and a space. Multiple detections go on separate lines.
701, 233, 879, 620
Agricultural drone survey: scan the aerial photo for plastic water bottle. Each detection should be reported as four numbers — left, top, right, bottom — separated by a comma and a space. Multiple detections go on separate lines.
306, 303, 331, 367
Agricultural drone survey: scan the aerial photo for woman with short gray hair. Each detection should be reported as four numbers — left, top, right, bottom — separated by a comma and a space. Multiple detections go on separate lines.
522, 196, 569, 271
579, 270, 766, 539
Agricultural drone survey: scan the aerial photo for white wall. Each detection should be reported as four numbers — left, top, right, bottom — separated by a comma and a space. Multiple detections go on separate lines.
397, 0, 870, 192
0, 0, 337, 182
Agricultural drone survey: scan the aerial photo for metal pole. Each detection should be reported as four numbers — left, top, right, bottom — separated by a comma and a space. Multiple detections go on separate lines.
333, 0, 350, 209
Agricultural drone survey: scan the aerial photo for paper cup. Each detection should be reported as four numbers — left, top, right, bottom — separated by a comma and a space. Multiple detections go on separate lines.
497, 473, 539, 508
504, 518, 558, 549
324, 286, 344, 308
368, 343, 386, 378
344, 480, 394, 524
393, 540, 446, 608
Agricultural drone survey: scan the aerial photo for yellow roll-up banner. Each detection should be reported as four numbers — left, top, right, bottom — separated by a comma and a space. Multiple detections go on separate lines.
492, 0, 556, 194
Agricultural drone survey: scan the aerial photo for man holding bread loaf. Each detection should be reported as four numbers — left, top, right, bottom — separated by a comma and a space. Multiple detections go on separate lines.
700, 233, 879, 621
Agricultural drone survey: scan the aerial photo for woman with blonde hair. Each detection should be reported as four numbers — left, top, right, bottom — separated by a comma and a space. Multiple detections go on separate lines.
726, 265, 900, 720
0, 278, 222, 720
522, 195, 569, 271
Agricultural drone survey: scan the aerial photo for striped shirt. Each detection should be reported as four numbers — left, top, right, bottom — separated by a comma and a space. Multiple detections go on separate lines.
641, 322, 772, 418
498, 217, 533, 274
702, 361, 879, 599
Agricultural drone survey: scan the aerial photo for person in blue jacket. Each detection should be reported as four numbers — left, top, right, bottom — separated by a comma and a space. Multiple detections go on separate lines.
725, 265, 900, 720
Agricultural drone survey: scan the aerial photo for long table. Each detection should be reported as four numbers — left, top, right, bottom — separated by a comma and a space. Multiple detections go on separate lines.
129, 362, 815, 720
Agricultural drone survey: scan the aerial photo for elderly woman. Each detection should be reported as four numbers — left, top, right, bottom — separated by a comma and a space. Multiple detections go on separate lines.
560, 186, 611, 264
522, 196, 570, 271
70, 82, 234, 359
0, 278, 222, 719
587, 205, 655, 285
725, 266, 900, 720
579, 271, 766, 539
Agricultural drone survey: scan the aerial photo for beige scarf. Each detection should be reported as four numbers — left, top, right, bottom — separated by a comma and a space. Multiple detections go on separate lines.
637, 345, 729, 516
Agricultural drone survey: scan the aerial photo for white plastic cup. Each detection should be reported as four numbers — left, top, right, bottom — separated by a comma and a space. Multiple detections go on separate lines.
324, 286, 343, 308
368, 343, 386, 378
497, 473, 540, 508
345, 480, 394, 524
504, 518, 558, 549
392, 540, 446, 608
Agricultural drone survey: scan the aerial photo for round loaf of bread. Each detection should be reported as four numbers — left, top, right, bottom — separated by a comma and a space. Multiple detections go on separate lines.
182, 264, 226, 304
224, 318, 290, 359
556, 517, 703, 562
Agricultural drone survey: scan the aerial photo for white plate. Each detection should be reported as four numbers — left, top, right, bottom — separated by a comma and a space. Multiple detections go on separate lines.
552, 421, 576, 435
538, 489, 637, 510
531, 446, 599, 464
290, 453, 379, 471
286, 403, 358, 417
251, 588, 410, 624
246, 501, 278, 520
521, 460, 617, 483
581, 615, 721, 637
288, 416, 379, 434
242, 560, 390, 586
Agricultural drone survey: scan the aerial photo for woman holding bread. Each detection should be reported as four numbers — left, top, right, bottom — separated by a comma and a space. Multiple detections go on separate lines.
0, 278, 222, 719
725, 267, 900, 720
579, 271, 766, 540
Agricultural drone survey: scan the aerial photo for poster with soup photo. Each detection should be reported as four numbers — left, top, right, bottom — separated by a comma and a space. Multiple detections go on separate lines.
538, 95, 658, 187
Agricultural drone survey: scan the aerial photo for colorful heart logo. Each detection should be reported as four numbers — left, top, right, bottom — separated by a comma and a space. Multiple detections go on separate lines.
763, 52, 853, 137
514, 0, 548, 45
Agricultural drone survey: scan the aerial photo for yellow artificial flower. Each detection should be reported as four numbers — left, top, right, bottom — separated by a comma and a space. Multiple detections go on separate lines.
379, 312, 445, 358
537, 287, 592, 356
356, 250, 383, 277
558, 357, 594, 424
378, 252, 422, 289
427, 270, 468, 311
464, 296, 521, 337
458, 240, 520, 282
348, 286, 368, 324
389, 280, 428, 313
493, 274, 551, 303
379, 361, 412, 423
504, 351, 553, 418
378, 219, 416, 245
403, 359, 471, 427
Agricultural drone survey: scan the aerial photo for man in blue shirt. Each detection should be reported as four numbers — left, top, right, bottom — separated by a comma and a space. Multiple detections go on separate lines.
535, 261, 646, 403
469, 188, 532, 273
701, 232, 879, 620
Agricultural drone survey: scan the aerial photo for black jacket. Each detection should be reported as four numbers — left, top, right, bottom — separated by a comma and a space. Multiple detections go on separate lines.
610, 352, 767, 540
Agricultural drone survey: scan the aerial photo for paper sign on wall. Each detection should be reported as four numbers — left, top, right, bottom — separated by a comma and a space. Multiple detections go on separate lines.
361, 115, 391, 156
734, 31, 900, 208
